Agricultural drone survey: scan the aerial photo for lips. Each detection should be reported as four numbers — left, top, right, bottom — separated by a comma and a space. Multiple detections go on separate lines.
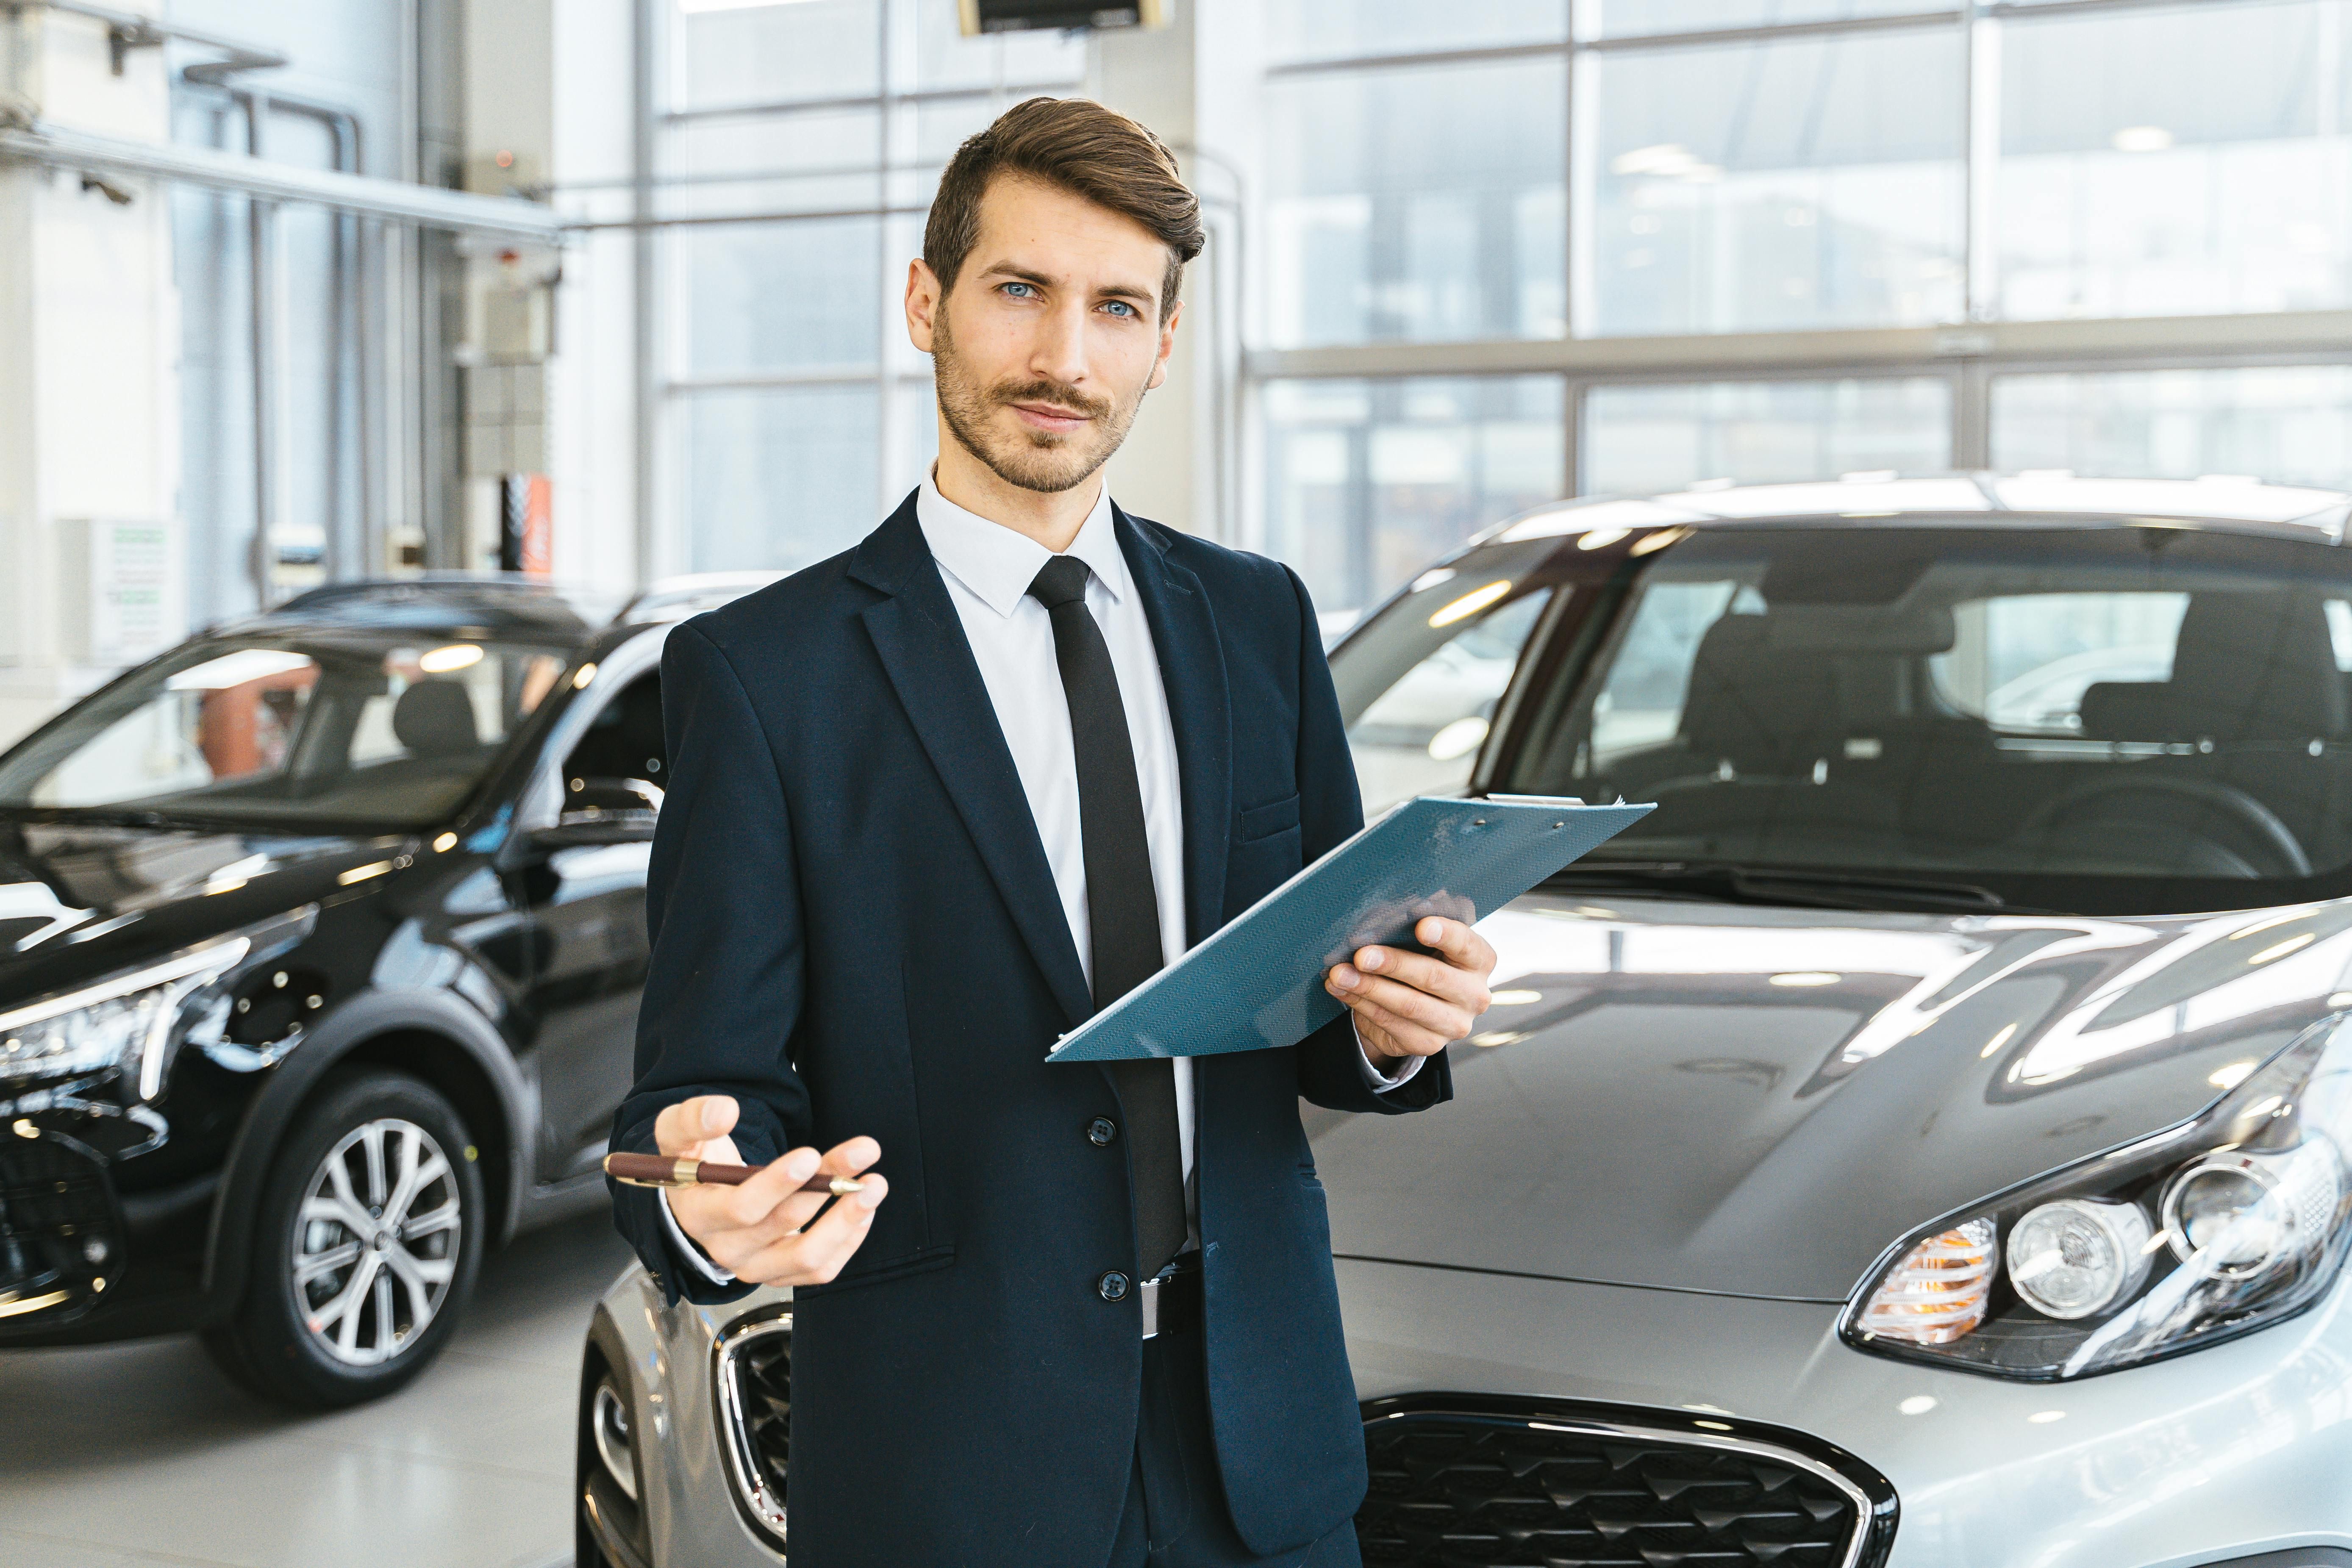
1008, 401, 1091, 433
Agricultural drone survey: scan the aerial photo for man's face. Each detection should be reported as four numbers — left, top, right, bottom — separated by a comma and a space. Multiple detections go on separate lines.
908, 173, 1181, 495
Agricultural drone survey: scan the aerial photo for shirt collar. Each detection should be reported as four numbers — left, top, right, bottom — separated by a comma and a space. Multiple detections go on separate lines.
916, 470, 1127, 619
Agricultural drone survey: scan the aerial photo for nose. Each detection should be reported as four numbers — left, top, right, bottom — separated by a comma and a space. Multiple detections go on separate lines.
1028, 296, 1091, 393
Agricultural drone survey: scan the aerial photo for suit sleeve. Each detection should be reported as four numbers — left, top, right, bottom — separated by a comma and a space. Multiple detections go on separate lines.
1283, 565, 1453, 1116
606, 620, 813, 1305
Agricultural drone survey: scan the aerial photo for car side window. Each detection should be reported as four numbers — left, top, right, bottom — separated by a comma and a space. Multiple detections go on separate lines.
559, 672, 666, 806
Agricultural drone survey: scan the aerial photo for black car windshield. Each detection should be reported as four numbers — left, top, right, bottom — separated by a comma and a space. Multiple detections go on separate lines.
0, 633, 575, 828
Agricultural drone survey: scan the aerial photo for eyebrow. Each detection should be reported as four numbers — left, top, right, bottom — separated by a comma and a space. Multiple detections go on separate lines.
982, 261, 1158, 312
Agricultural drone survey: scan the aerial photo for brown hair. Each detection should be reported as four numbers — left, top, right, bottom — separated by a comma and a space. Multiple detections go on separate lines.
925, 96, 1204, 321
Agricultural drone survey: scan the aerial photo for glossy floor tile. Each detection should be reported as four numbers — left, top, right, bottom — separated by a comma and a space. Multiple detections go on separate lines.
0, 1209, 632, 1568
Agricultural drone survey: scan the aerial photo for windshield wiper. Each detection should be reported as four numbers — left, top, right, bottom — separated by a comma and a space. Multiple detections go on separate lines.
1545, 860, 2029, 914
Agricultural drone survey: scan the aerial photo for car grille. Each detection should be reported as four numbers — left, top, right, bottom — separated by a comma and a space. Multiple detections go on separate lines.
0, 1128, 122, 1326
713, 1308, 792, 1552
1357, 1396, 1897, 1568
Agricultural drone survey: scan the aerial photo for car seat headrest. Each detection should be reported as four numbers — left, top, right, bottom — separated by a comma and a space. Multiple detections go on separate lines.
393, 680, 480, 757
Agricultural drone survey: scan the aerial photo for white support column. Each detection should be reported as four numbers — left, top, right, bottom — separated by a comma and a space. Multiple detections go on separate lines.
0, 5, 183, 747
465, 0, 640, 597
1089, 3, 1222, 539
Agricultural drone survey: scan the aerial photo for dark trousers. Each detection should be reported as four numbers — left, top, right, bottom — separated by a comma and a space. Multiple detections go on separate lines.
1105, 1318, 1364, 1568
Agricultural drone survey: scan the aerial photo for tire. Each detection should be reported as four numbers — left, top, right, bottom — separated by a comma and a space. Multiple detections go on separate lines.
203, 1070, 486, 1409
578, 1318, 655, 1568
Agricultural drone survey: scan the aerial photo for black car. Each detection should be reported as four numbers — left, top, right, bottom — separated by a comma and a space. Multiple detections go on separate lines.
0, 573, 768, 1406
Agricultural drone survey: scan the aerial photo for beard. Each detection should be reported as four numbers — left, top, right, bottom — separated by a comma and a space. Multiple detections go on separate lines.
931, 308, 1147, 495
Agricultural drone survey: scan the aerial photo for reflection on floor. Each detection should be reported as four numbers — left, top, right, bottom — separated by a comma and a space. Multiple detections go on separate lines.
0, 1208, 631, 1568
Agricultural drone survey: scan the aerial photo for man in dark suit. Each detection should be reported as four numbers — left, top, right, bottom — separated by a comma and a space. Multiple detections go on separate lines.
608, 97, 1497, 1568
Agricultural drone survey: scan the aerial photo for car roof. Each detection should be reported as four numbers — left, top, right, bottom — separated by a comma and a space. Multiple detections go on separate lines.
235, 572, 777, 642
1483, 472, 2352, 547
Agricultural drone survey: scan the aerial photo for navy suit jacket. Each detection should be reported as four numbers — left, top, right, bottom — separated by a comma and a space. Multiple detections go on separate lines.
608, 492, 1452, 1567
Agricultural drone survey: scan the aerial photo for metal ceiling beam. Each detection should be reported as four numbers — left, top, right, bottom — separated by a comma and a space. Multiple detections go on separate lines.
0, 120, 564, 241
1246, 311, 2352, 383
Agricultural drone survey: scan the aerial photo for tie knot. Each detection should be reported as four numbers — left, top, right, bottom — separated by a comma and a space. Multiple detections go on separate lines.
1027, 555, 1092, 611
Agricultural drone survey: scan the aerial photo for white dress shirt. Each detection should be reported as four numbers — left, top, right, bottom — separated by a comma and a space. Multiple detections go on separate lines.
665, 474, 1415, 1282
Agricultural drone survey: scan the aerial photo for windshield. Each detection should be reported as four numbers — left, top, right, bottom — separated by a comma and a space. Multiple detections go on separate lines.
0, 633, 574, 829
1490, 521, 2352, 913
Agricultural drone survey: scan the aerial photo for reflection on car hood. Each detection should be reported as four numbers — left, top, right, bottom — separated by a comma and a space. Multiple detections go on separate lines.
1312, 892, 2352, 1302
0, 819, 395, 1002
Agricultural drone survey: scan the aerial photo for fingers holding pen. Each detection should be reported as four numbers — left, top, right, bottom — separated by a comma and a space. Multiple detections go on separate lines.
729, 1170, 889, 1285
700, 1137, 887, 1282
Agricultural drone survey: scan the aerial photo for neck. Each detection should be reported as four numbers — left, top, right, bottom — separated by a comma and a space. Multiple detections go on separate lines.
930, 429, 1102, 553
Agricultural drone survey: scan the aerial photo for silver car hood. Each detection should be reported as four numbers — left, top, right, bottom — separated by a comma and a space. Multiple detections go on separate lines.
1312, 892, 2352, 1302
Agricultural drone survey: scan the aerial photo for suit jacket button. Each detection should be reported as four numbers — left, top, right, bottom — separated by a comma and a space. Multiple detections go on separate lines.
1087, 1117, 1118, 1147
1098, 1270, 1131, 1302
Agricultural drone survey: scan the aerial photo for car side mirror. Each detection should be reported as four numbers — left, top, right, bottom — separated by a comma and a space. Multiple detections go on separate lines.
541, 777, 662, 844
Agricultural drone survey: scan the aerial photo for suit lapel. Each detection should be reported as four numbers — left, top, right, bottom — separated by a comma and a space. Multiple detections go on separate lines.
852, 498, 1094, 1030
1115, 507, 1232, 950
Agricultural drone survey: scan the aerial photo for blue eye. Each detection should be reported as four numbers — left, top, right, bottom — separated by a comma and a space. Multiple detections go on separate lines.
1002, 281, 1037, 299
1102, 300, 1139, 319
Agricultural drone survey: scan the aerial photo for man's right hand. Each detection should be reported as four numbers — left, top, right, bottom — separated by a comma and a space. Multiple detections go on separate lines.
654, 1095, 888, 1287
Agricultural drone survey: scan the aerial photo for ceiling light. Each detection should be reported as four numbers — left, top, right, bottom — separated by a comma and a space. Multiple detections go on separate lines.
1574, 526, 1631, 551
2111, 125, 2174, 153
1610, 143, 1697, 177
1769, 971, 1840, 987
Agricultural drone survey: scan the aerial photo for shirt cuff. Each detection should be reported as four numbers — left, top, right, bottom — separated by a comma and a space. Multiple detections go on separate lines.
1353, 1016, 1426, 1092
660, 1187, 737, 1285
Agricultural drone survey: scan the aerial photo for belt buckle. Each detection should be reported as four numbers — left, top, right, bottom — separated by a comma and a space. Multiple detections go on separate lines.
1139, 1276, 1161, 1340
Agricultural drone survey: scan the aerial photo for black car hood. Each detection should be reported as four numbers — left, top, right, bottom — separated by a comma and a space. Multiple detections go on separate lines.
1312, 892, 2352, 1302
0, 819, 400, 1002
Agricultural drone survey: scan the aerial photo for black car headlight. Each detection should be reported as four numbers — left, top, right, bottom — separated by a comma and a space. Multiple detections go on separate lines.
1844, 1012, 2352, 1380
0, 910, 313, 1097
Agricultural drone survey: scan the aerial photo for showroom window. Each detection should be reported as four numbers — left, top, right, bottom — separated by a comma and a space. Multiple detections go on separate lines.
658, 0, 1080, 574
1990, 366, 2352, 488
1263, 56, 1566, 347
1997, 0, 2352, 321
1241, 0, 2352, 616
1583, 378, 1953, 496
1261, 376, 1566, 622
1580, 27, 1966, 337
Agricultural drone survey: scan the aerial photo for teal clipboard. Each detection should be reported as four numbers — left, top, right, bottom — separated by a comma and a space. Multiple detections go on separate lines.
1044, 795, 1653, 1064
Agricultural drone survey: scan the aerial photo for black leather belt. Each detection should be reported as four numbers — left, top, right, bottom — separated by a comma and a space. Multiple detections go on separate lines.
1139, 1258, 1202, 1340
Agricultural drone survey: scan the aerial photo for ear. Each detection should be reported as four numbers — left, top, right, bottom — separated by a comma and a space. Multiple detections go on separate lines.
905, 258, 942, 354
1144, 297, 1183, 393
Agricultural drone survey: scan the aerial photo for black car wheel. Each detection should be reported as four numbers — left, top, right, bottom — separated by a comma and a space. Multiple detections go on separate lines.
203, 1071, 485, 1408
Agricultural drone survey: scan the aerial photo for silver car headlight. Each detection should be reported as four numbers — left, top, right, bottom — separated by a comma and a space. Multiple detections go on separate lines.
1844, 1012, 2352, 1379
0, 912, 311, 1097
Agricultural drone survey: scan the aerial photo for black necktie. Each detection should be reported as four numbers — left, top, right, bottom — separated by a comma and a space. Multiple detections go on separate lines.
1027, 555, 1187, 1280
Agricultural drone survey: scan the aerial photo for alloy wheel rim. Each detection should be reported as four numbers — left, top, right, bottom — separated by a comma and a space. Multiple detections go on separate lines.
292, 1116, 462, 1367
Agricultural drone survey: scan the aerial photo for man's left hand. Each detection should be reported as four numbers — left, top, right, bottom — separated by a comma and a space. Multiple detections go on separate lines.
1325, 916, 1497, 1061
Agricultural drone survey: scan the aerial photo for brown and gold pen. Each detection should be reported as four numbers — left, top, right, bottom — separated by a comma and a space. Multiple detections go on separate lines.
603, 1152, 865, 1195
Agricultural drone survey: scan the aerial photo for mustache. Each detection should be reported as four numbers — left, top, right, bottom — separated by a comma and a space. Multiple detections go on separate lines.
988, 379, 1114, 422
